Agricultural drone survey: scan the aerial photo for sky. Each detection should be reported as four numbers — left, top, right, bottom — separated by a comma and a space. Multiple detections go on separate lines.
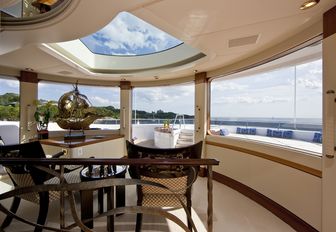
80, 11, 182, 56
211, 59, 322, 119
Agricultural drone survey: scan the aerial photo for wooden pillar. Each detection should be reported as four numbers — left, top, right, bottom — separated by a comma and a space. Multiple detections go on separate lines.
19, 71, 38, 143
194, 72, 208, 156
120, 81, 132, 142
322, 5, 336, 232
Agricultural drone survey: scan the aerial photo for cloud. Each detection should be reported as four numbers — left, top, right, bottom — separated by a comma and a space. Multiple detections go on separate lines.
0, 79, 19, 89
133, 84, 194, 114
90, 96, 110, 105
81, 12, 181, 55
211, 81, 247, 91
297, 78, 322, 89
215, 95, 290, 104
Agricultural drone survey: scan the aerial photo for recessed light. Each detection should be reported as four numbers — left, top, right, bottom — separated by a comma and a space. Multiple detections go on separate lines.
194, 70, 198, 73
300, 0, 319, 10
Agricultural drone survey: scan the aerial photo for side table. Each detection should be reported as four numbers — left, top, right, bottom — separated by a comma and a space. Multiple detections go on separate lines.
80, 165, 126, 231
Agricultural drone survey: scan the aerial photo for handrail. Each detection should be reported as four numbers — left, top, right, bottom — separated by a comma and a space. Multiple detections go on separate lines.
0, 157, 219, 166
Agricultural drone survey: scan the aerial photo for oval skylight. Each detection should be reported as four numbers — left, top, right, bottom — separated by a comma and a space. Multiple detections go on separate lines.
80, 11, 183, 56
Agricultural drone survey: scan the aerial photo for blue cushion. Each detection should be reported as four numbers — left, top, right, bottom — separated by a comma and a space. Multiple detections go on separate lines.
236, 127, 241, 134
266, 129, 273, 137
283, 130, 293, 139
313, 132, 322, 143
272, 130, 283, 138
220, 128, 229, 136
249, 128, 256, 135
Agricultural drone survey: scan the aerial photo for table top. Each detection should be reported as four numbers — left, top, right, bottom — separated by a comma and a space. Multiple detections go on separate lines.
39, 134, 124, 148
80, 165, 127, 181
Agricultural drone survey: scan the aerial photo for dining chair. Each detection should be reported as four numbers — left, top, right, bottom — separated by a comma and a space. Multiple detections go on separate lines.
0, 141, 81, 232
126, 140, 203, 232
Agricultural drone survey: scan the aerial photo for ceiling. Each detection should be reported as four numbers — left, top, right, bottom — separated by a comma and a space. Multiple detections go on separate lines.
0, 0, 335, 83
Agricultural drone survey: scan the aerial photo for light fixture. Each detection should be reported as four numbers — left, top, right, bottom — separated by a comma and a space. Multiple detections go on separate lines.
300, 0, 319, 10
154, 76, 159, 80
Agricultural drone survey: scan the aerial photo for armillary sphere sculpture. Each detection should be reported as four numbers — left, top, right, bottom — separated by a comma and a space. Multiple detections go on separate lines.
56, 82, 101, 131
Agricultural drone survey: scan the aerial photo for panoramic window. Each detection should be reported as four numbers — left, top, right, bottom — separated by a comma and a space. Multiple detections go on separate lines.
210, 43, 322, 154
38, 81, 120, 131
132, 83, 194, 148
0, 76, 20, 144
80, 11, 183, 56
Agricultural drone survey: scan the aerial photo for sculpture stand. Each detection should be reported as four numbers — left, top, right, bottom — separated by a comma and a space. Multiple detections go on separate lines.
37, 130, 49, 140
64, 129, 85, 141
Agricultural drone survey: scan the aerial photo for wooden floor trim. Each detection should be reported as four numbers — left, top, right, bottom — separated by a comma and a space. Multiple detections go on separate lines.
213, 171, 318, 232
206, 141, 322, 178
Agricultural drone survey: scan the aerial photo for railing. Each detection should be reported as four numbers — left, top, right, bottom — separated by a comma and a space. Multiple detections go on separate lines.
0, 158, 219, 232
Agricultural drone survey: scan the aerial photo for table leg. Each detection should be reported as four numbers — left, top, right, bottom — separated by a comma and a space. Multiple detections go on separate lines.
116, 185, 125, 209
80, 190, 93, 230
98, 188, 104, 214
106, 186, 114, 232
116, 172, 126, 215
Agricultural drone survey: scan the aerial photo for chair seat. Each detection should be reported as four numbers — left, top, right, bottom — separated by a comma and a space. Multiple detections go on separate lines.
142, 194, 187, 207
141, 175, 188, 194
8, 168, 81, 204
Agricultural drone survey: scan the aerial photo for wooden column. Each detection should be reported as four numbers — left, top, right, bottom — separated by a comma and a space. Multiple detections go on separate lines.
19, 71, 38, 143
322, 5, 336, 232
120, 81, 132, 143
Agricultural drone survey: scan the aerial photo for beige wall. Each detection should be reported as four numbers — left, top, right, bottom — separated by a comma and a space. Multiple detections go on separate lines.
19, 81, 37, 143
206, 135, 322, 230
42, 137, 125, 158
322, 32, 336, 232
120, 86, 132, 141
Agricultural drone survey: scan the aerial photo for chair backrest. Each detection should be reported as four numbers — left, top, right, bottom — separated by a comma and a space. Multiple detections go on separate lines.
0, 141, 48, 184
126, 140, 203, 179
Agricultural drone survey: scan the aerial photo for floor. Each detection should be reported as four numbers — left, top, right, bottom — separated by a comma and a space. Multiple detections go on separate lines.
0, 173, 295, 232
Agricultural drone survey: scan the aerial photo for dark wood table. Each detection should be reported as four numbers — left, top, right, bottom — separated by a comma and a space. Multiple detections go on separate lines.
80, 165, 126, 231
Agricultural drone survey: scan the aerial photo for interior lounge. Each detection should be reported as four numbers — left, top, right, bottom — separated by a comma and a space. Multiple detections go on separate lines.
1, 0, 336, 231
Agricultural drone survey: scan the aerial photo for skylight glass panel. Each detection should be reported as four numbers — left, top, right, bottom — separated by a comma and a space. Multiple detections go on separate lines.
80, 11, 183, 56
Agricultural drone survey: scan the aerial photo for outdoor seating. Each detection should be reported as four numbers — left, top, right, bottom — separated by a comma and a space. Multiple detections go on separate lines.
0, 141, 81, 232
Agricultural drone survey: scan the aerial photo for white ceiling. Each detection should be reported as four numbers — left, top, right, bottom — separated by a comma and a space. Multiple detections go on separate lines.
0, 0, 335, 82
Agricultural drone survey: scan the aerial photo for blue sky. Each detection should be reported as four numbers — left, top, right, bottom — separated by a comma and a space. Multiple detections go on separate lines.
80, 11, 182, 56
211, 59, 322, 119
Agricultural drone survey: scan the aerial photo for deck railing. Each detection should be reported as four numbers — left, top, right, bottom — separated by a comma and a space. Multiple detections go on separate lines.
0, 157, 219, 232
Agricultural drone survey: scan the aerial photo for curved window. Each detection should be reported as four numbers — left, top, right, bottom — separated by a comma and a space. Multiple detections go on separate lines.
210, 42, 322, 154
38, 81, 120, 131
0, 75, 20, 144
80, 11, 183, 56
132, 83, 194, 147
